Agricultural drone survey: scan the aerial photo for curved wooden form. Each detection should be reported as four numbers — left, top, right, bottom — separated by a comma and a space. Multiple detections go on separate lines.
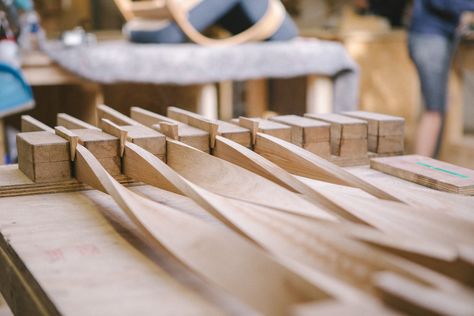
121, 140, 474, 313
253, 132, 400, 201
166, 138, 337, 221
72, 143, 331, 316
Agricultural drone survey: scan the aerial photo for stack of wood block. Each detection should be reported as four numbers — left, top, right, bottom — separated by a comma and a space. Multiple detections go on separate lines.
269, 115, 331, 157
304, 113, 368, 158
344, 111, 404, 154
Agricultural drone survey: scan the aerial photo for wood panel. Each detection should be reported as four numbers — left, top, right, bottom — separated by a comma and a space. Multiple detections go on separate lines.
371, 155, 474, 195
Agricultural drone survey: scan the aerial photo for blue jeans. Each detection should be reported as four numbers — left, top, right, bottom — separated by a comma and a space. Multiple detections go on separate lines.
408, 32, 456, 113
128, 0, 298, 44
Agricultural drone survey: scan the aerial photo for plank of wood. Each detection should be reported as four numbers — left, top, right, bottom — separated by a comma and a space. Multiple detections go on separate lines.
347, 165, 474, 222
97, 104, 141, 127
305, 113, 368, 157
371, 155, 474, 195
21, 115, 54, 133
57, 113, 101, 131
166, 106, 218, 148
343, 111, 405, 136
231, 118, 292, 142
131, 107, 210, 152
168, 107, 251, 148
96, 105, 166, 160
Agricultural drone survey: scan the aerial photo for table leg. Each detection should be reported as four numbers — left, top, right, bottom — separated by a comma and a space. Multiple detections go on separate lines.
219, 81, 234, 121
306, 75, 333, 114
245, 79, 268, 117
196, 83, 218, 120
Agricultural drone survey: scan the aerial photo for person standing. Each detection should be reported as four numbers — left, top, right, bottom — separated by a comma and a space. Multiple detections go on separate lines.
409, 0, 474, 157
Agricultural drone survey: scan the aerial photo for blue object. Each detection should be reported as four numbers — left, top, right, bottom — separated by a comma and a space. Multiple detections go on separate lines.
408, 32, 454, 113
410, 0, 474, 39
128, 0, 298, 44
14, 0, 34, 11
0, 61, 34, 117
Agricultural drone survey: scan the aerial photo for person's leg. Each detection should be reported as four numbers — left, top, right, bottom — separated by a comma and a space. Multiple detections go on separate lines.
408, 33, 452, 157
415, 111, 443, 157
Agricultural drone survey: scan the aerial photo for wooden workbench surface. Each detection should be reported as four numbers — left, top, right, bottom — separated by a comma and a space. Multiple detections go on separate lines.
1, 164, 473, 315
0, 182, 253, 315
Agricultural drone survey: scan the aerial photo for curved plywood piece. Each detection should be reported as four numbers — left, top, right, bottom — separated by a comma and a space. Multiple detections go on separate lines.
120, 142, 471, 310
253, 132, 400, 202
166, 139, 338, 221
72, 144, 331, 316
125, 141, 465, 273
211, 135, 474, 249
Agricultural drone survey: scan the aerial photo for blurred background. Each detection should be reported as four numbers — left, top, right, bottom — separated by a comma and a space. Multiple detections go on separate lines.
1, 0, 474, 168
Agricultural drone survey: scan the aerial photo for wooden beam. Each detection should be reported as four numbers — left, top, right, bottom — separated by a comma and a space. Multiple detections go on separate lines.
21, 115, 54, 133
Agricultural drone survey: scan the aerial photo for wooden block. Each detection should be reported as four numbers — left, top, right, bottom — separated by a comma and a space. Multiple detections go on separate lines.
216, 121, 251, 148
343, 111, 404, 154
303, 142, 331, 158
269, 115, 331, 144
332, 138, 368, 157
97, 156, 122, 176
370, 155, 474, 195
304, 113, 368, 140
70, 129, 121, 175
343, 111, 405, 136
16, 131, 72, 183
305, 113, 368, 157
131, 107, 210, 152
168, 106, 250, 148
122, 125, 166, 159
72, 129, 120, 158
236, 118, 292, 143
268, 115, 331, 156
368, 135, 404, 154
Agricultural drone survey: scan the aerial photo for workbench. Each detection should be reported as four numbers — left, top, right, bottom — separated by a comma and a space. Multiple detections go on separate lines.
0, 162, 472, 315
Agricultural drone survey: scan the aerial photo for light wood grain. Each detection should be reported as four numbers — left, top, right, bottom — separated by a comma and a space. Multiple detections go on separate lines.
71, 142, 330, 316
130, 107, 209, 152
57, 113, 101, 131
21, 115, 54, 133
371, 155, 474, 195
253, 132, 400, 201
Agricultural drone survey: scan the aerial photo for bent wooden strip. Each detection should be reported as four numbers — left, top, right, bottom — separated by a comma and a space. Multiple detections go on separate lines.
166, 139, 336, 221
72, 143, 329, 315
57, 113, 101, 131
21, 115, 54, 133
253, 132, 400, 201
122, 142, 468, 310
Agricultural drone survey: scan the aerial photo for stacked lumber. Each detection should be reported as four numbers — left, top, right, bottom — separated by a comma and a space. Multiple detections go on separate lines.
0, 107, 473, 316
344, 111, 404, 154
304, 113, 368, 158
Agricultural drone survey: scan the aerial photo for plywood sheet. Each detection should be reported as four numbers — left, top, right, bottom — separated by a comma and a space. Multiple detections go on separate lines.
371, 155, 474, 195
